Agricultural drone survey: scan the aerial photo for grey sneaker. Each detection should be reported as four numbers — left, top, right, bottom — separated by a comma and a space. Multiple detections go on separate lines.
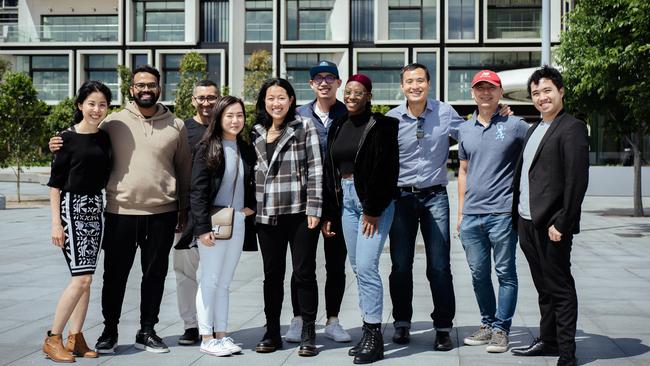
486, 329, 509, 353
463, 324, 492, 346
284, 316, 302, 343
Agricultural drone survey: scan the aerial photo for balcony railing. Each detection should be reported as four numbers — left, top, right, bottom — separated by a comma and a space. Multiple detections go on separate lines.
142, 24, 184, 42
0, 23, 119, 43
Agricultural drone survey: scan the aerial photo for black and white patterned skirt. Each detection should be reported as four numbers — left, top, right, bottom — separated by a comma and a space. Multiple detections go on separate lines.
60, 191, 103, 276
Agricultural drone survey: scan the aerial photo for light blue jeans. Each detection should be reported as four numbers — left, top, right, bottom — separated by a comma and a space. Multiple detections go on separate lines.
340, 178, 394, 324
460, 213, 518, 332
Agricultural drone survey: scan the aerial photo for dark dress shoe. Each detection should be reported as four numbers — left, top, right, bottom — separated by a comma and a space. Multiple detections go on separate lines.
434, 331, 453, 351
353, 323, 383, 365
255, 335, 282, 353
297, 322, 318, 357
392, 326, 410, 344
557, 354, 577, 366
511, 338, 559, 356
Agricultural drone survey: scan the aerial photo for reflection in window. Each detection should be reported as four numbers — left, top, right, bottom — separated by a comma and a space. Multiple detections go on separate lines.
388, 0, 436, 40
85, 54, 119, 101
447, 51, 540, 101
351, 0, 373, 42
246, 0, 273, 42
41, 15, 118, 42
17, 55, 69, 101
134, 0, 184, 41
487, 0, 541, 39
162, 54, 222, 101
203, 0, 229, 43
286, 0, 334, 41
415, 52, 437, 99
285, 53, 336, 101
357, 52, 404, 101
448, 0, 475, 40
131, 54, 149, 69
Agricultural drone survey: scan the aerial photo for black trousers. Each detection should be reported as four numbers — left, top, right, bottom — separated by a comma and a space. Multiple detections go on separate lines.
518, 217, 577, 356
101, 211, 177, 332
257, 214, 320, 336
290, 215, 346, 319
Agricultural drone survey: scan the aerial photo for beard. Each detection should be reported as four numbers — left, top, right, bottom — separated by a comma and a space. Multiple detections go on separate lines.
133, 91, 159, 108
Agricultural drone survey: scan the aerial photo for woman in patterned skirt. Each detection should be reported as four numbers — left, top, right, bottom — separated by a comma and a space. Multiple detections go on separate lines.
43, 81, 112, 362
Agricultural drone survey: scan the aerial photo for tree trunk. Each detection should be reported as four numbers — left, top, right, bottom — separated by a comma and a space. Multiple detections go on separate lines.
16, 159, 21, 203
629, 132, 644, 217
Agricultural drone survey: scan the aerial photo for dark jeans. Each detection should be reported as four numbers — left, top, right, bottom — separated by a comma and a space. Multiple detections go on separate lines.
101, 211, 177, 332
291, 215, 346, 319
388, 188, 456, 331
518, 217, 577, 356
257, 214, 320, 336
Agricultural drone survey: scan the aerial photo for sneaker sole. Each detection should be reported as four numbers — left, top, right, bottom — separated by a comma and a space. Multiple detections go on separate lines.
324, 332, 352, 343
464, 338, 490, 346
486, 345, 508, 353
284, 336, 301, 343
200, 348, 231, 357
134, 343, 170, 353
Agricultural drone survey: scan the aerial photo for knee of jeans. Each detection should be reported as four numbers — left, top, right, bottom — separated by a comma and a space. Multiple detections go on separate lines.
494, 268, 518, 286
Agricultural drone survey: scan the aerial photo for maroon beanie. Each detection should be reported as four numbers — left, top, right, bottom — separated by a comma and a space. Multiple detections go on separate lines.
346, 73, 372, 92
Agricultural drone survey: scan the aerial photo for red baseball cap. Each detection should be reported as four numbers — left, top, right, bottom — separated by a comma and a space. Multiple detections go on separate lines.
471, 70, 502, 88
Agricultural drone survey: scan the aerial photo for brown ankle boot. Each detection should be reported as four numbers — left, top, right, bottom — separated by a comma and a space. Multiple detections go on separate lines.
43, 331, 75, 363
66, 332, 98, 358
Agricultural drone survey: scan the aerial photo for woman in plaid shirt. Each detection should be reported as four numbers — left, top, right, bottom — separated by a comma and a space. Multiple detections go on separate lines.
251, 78, 323, 357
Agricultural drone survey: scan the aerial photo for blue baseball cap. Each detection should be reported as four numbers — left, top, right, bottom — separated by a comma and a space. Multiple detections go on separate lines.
309, 60, 339, 79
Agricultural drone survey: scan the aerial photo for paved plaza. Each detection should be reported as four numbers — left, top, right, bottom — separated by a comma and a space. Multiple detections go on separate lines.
0, 180, 649, 366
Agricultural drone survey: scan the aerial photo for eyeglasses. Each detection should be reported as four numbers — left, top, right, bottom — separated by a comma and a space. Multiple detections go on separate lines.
193, 95, 219, 103
313, 75, 337, 84
133, 82, 159, 91
343, 90, 368, 98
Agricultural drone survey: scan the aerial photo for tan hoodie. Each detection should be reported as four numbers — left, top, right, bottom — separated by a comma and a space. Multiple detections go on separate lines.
100, 102, 191, 215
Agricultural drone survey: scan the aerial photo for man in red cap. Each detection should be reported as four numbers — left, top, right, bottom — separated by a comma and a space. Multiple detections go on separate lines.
456, 70, 529, 353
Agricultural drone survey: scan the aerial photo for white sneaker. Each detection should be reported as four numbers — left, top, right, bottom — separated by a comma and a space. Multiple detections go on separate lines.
200, 338, 231, 357
220, 337, 242, 354
284, 316, 303, 343
324, 318, 352, 342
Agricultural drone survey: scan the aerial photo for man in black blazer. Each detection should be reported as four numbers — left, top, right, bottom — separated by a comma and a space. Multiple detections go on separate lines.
510, 66, 589, 366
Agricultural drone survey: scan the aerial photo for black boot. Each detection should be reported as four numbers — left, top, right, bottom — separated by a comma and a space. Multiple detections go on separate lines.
348, 329, 368, 356
298, 321, 318, 357
353, 322, 384, 364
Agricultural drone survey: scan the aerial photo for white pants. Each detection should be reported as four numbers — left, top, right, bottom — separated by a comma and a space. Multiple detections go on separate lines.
196, 212, 245, 334
173, 240, 200, 329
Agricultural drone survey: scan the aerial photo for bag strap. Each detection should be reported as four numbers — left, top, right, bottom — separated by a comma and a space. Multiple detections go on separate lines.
228, 144, 240, 208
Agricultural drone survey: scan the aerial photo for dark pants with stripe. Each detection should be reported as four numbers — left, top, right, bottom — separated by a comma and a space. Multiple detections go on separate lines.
518, 217, 577, 357
101, 211, 177, 333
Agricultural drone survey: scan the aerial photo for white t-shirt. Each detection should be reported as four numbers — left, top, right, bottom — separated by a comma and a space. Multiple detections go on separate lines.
314, 104, 332, 128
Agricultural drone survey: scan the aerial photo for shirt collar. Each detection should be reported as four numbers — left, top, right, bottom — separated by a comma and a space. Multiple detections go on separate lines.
471, 107, 501, 127
399, 98, 434, 119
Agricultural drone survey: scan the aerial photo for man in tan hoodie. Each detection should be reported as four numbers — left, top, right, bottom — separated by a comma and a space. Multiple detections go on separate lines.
50, 65, 191, 354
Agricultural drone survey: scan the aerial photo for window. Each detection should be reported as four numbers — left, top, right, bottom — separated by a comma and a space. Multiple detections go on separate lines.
447, 51, 540, 101
131, 53, 149, 68
17, 55, 69, 101
161, 53, 222, 101
487, 0, 541, 39
203, 0, 229, 43
415, 52, 437, 99
285, 53, 336, 101
351, 0, 373, 42
447, 0, 475, 40
286, 0, 334, 41
388, 0, 436, 40
85, 54, 119, 101
41, 15, 118, 42
246, 0, 273, 42
356, 52, 404, 102
134, 0, 184, 42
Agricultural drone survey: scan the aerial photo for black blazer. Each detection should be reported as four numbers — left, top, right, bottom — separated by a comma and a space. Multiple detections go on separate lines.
512, 110, 589, 234
323, 111, 399, 220
190, 139, 258, 251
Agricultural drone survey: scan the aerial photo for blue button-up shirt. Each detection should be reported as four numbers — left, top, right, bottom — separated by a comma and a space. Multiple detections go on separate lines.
387, 98, 465, 187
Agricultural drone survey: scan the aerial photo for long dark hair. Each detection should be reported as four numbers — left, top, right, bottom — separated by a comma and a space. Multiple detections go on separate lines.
254, 78, 297, 130
200, 95, 246, 173
73, 80, 112, 123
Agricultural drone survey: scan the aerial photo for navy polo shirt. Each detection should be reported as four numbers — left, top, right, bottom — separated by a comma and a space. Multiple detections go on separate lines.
458, 111, 529, 215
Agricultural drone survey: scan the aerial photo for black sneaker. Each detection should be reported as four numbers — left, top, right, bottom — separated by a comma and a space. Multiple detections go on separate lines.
95, 331, 118, 354
135, 329, 169, 353
177, 327, 200, 345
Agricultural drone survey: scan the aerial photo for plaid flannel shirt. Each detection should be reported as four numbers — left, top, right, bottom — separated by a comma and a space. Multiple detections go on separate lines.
252, 116, 323, 225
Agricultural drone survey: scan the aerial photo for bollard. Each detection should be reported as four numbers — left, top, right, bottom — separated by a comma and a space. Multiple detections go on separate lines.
0, 194, 5, 210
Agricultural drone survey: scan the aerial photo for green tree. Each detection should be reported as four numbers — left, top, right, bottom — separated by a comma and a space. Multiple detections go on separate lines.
0, 58, 11, 80
174, 52, 207, 120
0, 72, 49, 202
45, 97, 75, 136
117, 65, 132, 106
557, 0, 650, 216
243, 50, 272, 102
